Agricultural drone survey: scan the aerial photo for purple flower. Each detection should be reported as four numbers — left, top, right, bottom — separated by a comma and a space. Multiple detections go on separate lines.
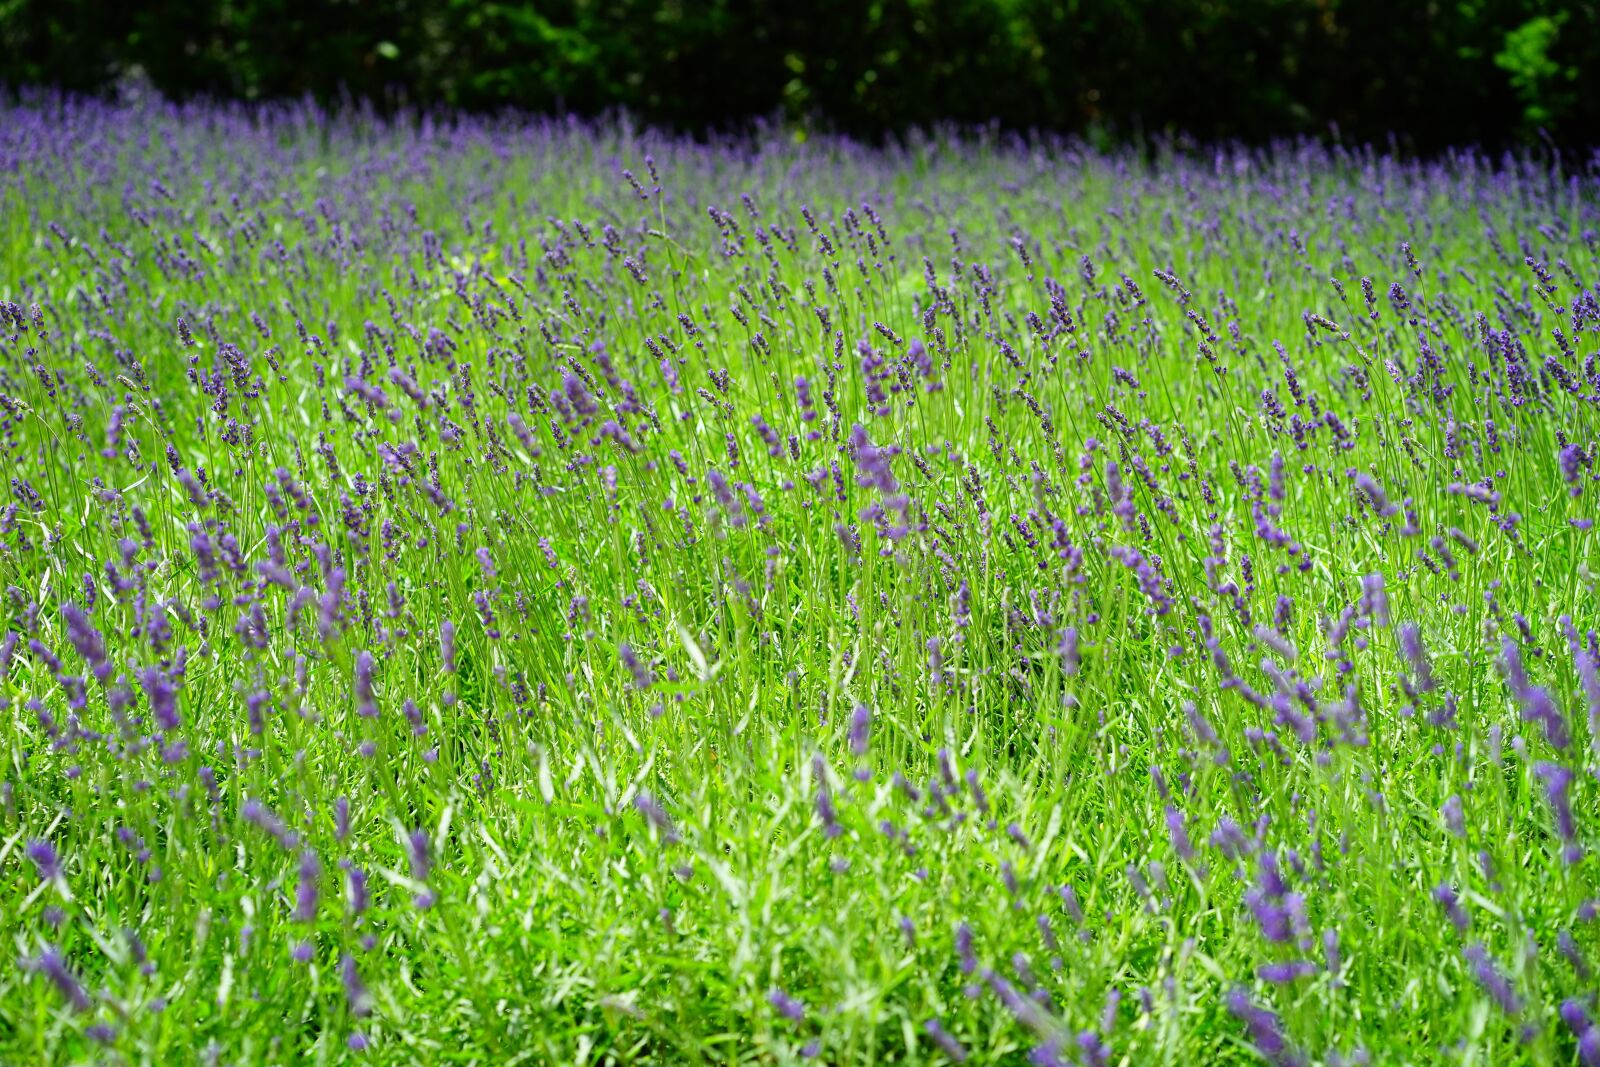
849, 703, 872, 757
955, 922, 977, 974
140, 667, 180, 732
1441, 794, 1466, 837
927, 637, 945, 684
706, 468, 745, 526
61, 603, 112, 683
1560, 1000, 1600, 1067
29, 945, 90, 1012
242, 798, 299, 849
1434, 883, 1470, 933
1257, 960, 1318, 983
1058, 627, 1080, 675
1077, 1030, 1112, 1067
815, 785, 842, 838
1558, 930, 1590, 980
1535, 762, 1579, 860
1226, 987, 1304, 1067
984, 967, 1045, 1028
440, 620, 458, 674
620, 642, 653, 690
1027, 1038, 1069, 1067
1463, 943, 1520, 1014
965, 769, 989, 815
924, 1018, 968, 1062
1057, 884, 1085, 925
407, 829, 433, 908
1503, 638, 1571, 750
1353, 471, 1396, 516
1575, 643, 1600, 756
634, 791, 678, 844
347, 866, 370, 917
767, 987, 805, 1022
25, 839, 60, 882
1165, 806, 1196, 865
1359, 573, 1389, 627
341, 953, 373, 1017
1246, 889, 1294, 943
1253, 624, 1298, 663
1560, 444, 1586, 497
354, 650, 378, 719
294, 850, 321, 923
1323, 928, 1342, 981
1397, 624, 1435, 693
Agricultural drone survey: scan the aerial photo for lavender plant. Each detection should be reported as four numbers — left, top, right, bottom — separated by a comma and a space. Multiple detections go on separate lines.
0, 94, 1598, 1064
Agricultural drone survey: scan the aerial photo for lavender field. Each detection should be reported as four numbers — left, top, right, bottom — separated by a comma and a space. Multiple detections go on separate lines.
2, 96, 1599, 1065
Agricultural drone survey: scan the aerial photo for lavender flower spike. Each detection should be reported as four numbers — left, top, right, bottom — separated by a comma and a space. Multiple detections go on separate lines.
1225, 987, 1305, 1067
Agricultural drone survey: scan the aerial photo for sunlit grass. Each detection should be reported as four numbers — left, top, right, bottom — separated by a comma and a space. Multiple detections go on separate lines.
0, 95, 1597, 1065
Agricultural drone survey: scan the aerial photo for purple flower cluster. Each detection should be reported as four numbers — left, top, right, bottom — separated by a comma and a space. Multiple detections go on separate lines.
0, 95, 1597, 1065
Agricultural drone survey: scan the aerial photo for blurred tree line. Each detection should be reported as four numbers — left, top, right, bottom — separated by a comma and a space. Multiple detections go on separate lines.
2, 0, 1596, 148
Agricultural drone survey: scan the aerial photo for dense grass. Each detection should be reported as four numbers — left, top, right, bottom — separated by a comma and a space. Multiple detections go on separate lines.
1, 97, 1598, 1065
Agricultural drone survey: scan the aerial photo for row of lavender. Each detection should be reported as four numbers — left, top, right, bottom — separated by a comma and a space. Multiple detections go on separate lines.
0, 95, 1598, 1063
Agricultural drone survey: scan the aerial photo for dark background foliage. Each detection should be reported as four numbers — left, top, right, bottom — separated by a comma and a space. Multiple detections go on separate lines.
3, 0, 1597, 147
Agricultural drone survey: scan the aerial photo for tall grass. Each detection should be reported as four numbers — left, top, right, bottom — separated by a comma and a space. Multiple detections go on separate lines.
0, 96, 1597, 1064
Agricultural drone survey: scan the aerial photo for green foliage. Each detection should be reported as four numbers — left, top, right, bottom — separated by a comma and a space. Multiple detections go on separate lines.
1495, 13, 1577, 130
0, 97, 1598, 1063
4, 0, 1600, 144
